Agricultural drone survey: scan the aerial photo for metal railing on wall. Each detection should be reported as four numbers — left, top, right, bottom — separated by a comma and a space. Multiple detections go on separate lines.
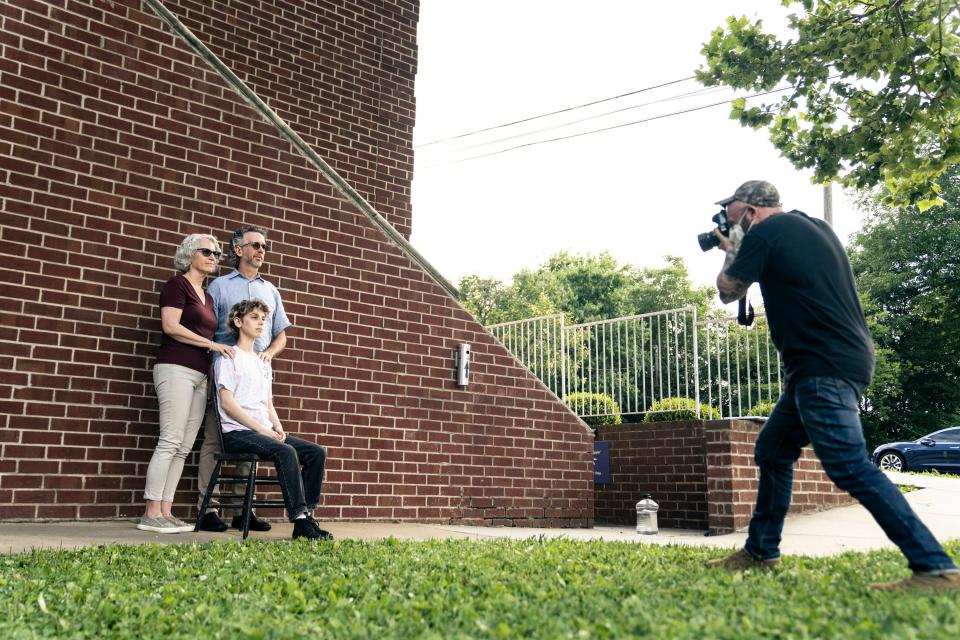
486, 307, 780, 420
701, 312, 782, 419
487, 314, 568, 403
566, 308, 700, 418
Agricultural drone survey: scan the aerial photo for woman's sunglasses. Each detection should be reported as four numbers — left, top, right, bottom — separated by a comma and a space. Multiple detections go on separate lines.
195, 248, 223, 258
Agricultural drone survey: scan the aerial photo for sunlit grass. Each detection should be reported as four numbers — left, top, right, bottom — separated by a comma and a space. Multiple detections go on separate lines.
1, 539, 958, 639
902, 470, 960, 480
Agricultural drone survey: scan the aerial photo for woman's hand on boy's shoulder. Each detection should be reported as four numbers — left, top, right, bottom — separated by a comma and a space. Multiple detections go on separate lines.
210, 342, 236, 358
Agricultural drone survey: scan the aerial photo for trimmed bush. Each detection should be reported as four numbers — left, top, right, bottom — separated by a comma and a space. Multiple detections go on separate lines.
563, 392, 623, 426
643, 397, 720, 422
747, 401, 777, 417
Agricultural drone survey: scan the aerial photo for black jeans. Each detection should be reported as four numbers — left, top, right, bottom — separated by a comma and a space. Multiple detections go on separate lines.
222, 430, 326, 521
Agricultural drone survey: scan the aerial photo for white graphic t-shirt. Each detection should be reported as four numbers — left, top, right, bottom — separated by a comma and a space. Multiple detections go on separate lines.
215, 349, 273, 433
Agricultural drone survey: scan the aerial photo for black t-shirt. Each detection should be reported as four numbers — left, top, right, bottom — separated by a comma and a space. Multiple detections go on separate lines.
726, 210, 874, 387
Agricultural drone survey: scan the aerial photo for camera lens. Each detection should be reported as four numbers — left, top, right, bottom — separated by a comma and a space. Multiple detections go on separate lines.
698, 231, 720, 252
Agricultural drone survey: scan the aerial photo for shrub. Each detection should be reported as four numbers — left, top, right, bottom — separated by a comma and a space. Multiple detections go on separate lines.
747, 401, 777, 417
563, 392, 623, 426
643, 397, 720, 422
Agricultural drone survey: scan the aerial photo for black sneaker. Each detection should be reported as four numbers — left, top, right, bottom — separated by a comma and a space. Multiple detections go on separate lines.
232, 511, 272, 532
197, 511, 229, 532
304, 515, 334, 540
292, 518, 323, 540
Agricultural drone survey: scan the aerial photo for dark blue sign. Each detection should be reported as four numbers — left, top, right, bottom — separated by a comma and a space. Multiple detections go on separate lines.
594, 441, 611, 484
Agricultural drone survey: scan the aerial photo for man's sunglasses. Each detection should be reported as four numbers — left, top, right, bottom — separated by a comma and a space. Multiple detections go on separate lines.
195, 248, 223, 258
240, 242, 270, 252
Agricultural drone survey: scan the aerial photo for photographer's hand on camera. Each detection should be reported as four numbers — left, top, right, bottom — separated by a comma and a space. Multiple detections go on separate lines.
713, 228, 736, 254
713, 229, 750, 304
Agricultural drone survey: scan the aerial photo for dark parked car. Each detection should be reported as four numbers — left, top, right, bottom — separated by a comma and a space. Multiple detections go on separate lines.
872, 427, 960, 473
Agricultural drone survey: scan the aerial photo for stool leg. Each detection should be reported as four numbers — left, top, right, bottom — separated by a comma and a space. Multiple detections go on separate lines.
240, 460, 257, 541
196, 459, 223, 532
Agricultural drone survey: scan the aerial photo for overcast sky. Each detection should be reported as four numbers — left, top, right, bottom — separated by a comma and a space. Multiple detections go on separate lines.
409, 1, 864, 303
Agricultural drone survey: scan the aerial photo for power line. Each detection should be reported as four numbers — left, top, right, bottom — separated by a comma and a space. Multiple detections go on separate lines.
451, 85, 729, 154
420, 85, 796, 169
415, 75, 697, 148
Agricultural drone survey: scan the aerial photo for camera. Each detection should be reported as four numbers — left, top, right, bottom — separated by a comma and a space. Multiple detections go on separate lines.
697, 209, 731, 252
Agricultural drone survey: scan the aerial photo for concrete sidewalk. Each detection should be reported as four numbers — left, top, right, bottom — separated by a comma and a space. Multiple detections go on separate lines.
2, 471, 958, 556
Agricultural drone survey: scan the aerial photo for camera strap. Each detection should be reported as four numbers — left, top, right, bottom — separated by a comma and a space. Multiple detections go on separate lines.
737, 297, 755, 326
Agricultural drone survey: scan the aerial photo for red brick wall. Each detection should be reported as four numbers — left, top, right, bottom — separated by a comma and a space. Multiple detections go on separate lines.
595, 422, 708, 530
596, 420, 852, 534
0, 0, 594, 525
706, 420, 851, 535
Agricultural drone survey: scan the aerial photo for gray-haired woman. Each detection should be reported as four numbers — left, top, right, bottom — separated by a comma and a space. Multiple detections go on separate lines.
138, 234, 234, 533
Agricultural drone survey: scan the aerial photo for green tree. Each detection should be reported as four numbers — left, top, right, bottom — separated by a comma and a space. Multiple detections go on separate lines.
698, 1, 960, 209
631, 255, 715, 317
459, 252, 718, 421
457, 275, 511, 325
458, 252, 715, 325
849, 165, 960, 446
537, 251, 635, 323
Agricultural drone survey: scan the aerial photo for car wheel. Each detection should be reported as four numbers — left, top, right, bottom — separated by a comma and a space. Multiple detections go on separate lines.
877, 451, 906, 472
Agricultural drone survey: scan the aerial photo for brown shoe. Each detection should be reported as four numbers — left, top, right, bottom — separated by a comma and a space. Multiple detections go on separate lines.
869, 571, 960, 592
706, 548, 781, 571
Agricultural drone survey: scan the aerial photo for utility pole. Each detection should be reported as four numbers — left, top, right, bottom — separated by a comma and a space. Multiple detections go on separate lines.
823, 183, 833, 227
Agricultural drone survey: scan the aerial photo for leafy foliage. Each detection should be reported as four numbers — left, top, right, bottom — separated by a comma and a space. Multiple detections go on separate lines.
747, 401, 777, 417
849, 165, 960, 447
698, 1, 960, 208
458, 251, 714, 325
563, 392, 623, 426
643, 397, 721, 422
904, 470, 960, 480
2, 539, 958, 639
457, 275, 511, 325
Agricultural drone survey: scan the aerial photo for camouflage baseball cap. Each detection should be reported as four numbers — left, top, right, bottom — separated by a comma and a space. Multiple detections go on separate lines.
715, 180, 781, 207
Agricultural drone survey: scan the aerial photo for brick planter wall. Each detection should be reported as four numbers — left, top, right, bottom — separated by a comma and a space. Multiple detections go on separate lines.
595, 421, 709, 530
596, 420, 852, 534
0, 0, 593, 525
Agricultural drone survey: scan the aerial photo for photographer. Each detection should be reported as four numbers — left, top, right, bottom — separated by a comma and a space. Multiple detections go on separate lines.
705, 180, 958, 591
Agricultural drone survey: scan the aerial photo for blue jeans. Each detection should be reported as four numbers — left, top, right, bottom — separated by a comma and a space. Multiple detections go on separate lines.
744, 376, 956, 573
222, 430, 327, 521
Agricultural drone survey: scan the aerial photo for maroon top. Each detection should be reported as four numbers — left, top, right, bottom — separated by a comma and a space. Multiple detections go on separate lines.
156, 274, 217, 375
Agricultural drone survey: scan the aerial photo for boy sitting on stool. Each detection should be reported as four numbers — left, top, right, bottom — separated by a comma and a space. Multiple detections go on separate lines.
216, 299, 332, 540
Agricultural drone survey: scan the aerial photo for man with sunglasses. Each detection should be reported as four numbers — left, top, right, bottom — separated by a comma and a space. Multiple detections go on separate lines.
196, 225, 292, 533
705, 180, 959, 591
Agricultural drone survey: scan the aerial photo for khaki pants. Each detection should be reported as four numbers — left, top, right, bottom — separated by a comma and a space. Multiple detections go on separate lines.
144, 364, 207, 502
197, 398, 250, 513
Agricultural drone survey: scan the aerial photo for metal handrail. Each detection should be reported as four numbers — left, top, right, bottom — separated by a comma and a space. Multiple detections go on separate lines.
569, 306, 697, 329
486, 313, 565, 330
142, 0, 459, 299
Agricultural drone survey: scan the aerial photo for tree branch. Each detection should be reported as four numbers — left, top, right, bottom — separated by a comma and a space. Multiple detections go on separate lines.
937, 0, 944, 56
892, 0, 933, 100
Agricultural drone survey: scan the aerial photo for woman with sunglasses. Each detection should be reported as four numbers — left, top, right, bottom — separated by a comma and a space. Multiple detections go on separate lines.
138, 234, 234, 533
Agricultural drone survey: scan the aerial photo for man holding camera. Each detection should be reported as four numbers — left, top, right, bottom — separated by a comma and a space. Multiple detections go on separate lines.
706, 180, 958, 591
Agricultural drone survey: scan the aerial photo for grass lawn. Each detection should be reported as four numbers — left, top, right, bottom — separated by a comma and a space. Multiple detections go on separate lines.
904, 470, 960, 480
1, 538, 958, 639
